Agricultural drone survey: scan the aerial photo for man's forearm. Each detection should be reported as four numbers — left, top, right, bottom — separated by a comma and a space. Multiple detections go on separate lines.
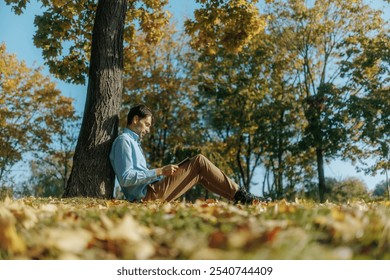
155, 168, 163, 176
119, 169, 158, 187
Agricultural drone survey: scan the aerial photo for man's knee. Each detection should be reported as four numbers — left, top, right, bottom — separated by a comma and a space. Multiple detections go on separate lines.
193, 154, 206, 162
192, 154, 209, 167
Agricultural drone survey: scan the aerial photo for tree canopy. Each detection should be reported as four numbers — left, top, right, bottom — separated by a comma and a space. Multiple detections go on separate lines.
0, 43, 77, 187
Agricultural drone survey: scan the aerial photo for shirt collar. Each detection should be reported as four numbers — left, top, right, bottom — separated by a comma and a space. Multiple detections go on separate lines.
123, 127, 140, 143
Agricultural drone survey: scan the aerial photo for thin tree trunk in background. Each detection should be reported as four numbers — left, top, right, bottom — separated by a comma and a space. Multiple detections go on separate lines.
64, 0, 127, 198
386, 167, 389, 201
316, 147, 326, 203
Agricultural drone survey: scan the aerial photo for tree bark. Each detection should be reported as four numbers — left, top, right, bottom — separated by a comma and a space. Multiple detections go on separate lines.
276, 109, 285, 199
63, 0, 127, 198
316, 147, 326, 203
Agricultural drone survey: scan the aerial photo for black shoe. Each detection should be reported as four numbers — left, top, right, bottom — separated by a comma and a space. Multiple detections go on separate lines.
233, 188, 262, 204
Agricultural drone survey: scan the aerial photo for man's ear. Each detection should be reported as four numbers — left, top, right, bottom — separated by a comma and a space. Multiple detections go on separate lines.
133, 115, 139, 124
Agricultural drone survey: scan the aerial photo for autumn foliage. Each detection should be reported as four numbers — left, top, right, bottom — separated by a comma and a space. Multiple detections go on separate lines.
0, 43, 77, 186
1, 197, 390, 259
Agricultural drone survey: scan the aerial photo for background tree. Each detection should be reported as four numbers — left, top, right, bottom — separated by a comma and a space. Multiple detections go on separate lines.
372, 180, 390, 200
341, 31, 390, 200
303, 177, 369, 202
190, 32, 302, 198
17, 161, 65, 197
265, 0, 387, 202
250, 32, 311, 199
184, 0, 270, 193
0, 43, 76, 188
327, 177, 370, 203
191, 36, 268, 191
16, 114, 81, 197
185, 0, 267, 55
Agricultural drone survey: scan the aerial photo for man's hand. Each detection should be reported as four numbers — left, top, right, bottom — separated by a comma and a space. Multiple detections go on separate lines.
156, 164, 179, 176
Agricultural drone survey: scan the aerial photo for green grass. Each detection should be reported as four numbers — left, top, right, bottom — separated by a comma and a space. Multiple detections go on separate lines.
1, 197, 390, 259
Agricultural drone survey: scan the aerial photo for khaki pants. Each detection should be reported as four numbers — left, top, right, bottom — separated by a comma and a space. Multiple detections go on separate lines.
144, 154, 239, 202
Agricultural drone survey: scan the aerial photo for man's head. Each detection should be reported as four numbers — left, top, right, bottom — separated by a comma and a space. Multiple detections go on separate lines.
127, 104, 153, 139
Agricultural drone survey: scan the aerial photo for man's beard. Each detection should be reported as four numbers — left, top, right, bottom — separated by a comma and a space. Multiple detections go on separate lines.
139, 131, 145, 140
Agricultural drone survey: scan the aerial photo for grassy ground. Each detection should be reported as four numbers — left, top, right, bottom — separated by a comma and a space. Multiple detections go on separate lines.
1, 197, 390, 260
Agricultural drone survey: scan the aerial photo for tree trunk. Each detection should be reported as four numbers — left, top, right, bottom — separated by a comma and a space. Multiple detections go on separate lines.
63, 0, 127, 198
276, 109, 285, 199
316, 147, 326, 203
386, 167, 389, 201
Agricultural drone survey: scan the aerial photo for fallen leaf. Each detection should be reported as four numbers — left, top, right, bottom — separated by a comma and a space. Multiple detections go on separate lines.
45, 228, 92, 254
0, 207, 26, 254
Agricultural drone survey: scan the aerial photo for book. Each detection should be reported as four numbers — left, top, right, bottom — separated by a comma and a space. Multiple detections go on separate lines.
177, 157, 190, 166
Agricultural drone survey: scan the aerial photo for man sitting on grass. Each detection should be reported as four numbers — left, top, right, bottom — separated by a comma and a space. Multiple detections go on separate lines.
110, 104, 262, 204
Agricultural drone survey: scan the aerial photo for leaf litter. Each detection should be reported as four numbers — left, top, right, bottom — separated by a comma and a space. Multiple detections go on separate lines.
1, 196, 390, 259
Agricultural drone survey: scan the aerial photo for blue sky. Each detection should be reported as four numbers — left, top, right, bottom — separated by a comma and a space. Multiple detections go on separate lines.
0, 0, 388, 191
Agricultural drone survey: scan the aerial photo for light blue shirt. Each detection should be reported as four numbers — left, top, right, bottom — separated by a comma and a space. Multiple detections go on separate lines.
109, 128, 159, 201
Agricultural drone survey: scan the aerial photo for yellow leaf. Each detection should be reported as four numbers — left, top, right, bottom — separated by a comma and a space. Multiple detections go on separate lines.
46, 228, 92, 254
107, 214, 150, 242
0, 207, 26, 254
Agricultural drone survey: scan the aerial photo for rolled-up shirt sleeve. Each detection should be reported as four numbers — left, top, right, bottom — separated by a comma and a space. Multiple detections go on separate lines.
110, 134, 157, 188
